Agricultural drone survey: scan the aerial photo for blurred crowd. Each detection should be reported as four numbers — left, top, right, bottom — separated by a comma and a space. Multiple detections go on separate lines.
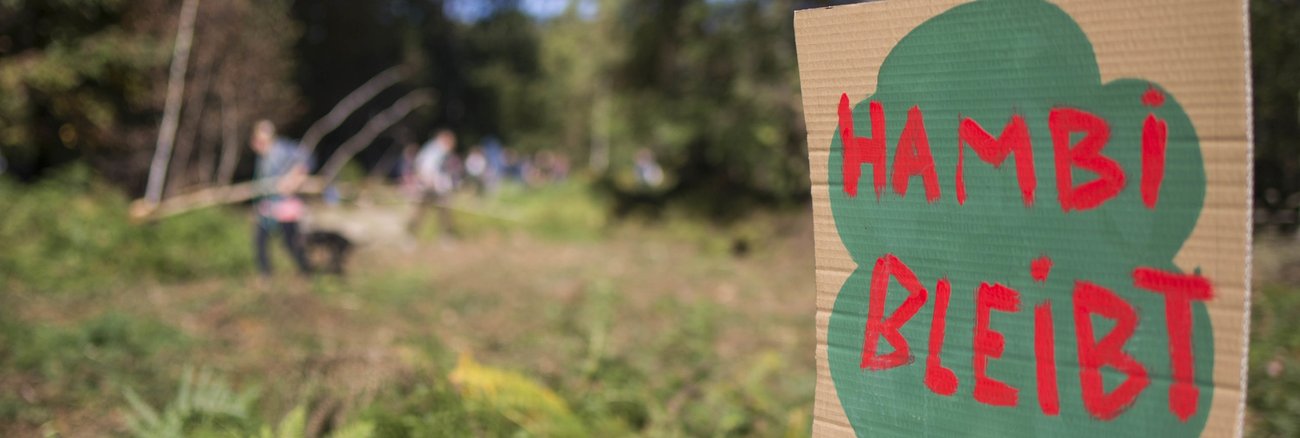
249, 121, 627, 277
395, 130, 574, 202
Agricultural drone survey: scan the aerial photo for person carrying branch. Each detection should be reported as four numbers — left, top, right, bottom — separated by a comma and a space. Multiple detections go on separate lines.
407, 129, 458, 238
251, 120, 313, 277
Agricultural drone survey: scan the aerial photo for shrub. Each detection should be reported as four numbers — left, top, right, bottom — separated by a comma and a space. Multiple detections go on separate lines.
0, 165, 252, 295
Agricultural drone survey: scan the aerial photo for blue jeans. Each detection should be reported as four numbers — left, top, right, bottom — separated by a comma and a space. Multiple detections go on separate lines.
255, 220, 312, 276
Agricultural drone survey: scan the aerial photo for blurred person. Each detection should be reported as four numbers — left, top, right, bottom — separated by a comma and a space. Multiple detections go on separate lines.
635, 148, 664, 188
503, 149, 525, 183
535, 150, 570, 183
482, 136, 505, 194
445, 150, 465, 191
408, 129, 458, 237
398, 143, 421, 198
251, 120, 313, 277
551, 153, 571, 182
465, 145, 488, 196
523, 152, 545, 186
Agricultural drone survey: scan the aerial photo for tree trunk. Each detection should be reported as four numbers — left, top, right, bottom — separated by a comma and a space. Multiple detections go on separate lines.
143, 0, 201, 204
166, 66, 212, 196
194, 97, 219, 183
216, 94, 241, 185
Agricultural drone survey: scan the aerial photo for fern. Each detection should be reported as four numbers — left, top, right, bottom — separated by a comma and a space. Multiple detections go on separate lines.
123, 366, 258, 438
449, 353, 587, 437
329, 419, 376, 438
257, 405, 305, 438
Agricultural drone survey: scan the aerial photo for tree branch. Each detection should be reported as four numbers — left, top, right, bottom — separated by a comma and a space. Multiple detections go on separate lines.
317, 89, 434, 184
298, 65, 411, 155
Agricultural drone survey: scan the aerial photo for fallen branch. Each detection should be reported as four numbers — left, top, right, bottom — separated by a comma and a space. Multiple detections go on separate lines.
130, 89, 433, 221
129, 177, 329, 221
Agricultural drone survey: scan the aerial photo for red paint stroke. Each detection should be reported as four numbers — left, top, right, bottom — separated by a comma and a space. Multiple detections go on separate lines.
974, 283, 1020, 407
1035, 301, 1060, 416
892, 106, 941, 202
1051, 108, 1125, 212
1134, 267, 1214, 422
862, 254, 928, 370
956, 114, 1036, 206
1073, 281, 1149, 420
1141, 113, 1168, 209
838, 94, 887, 199
1142, 87, 1166, 107
1031, 256, 1053, 282
926, 278, 958, 396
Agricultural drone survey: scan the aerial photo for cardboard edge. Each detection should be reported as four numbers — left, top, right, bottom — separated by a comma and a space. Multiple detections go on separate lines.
791, 10, 846, 436
1236, 0, 1254, 436
793, 1, 882, 14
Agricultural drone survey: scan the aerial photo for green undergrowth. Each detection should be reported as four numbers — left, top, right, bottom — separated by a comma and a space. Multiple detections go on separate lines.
0, 165, 252, 295
428, 179, 611, 242
0, 310, 192, 427
1248, 283, 1300, 437
111, 283, 812, 437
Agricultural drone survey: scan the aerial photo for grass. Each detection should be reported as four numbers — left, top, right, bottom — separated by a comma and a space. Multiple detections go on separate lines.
3, 167, 1296, 437
0, 168, 815, 437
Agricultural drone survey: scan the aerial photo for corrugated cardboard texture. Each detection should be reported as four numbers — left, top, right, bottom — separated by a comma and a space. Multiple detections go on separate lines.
794, 1, 1249, 436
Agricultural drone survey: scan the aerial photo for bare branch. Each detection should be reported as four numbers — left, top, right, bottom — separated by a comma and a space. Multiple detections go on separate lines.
317, 89, 435, 184
298, 65, 411, 155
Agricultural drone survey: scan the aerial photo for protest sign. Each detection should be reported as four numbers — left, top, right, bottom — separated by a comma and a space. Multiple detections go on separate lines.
794, 1, 1251, 436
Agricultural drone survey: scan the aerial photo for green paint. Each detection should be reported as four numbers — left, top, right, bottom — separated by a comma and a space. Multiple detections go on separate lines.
826, 1, 1210, 436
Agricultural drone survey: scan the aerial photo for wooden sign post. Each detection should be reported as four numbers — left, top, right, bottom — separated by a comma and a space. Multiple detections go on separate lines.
794, 1, 1251, 436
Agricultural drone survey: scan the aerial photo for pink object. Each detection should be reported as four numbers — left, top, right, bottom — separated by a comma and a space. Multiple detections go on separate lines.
272, 197, 305, 222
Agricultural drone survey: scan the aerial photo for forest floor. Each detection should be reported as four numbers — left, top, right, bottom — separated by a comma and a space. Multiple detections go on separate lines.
2, 185, 818, 436
5, 176, 1300, 436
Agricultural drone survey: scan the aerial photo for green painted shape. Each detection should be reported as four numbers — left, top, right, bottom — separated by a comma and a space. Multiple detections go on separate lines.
825, 1, 1211, 436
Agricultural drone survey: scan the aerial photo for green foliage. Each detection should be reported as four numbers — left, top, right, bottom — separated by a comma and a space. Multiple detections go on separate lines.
0, 165, 252, 294
1251, 0, 1300, 166
124, 367, 259, 438
360, 375, 522, 438
256, 405, 305, 438
1248, 283, 1300, 437
0, 0, 169, 180
0, 311, 189, 425
450, 353, 588, 437
448, 179, 609, 241
600, 0, 809, 207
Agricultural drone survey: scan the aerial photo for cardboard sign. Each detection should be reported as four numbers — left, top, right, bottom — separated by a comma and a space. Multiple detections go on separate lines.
794, 1, 1251, 436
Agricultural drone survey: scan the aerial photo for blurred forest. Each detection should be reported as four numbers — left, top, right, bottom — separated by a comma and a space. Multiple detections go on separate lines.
2, 0, 1296, 214
0, 0, 871, 217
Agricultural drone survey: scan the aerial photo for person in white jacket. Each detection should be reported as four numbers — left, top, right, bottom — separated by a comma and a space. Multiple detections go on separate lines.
408, 129, 458, 237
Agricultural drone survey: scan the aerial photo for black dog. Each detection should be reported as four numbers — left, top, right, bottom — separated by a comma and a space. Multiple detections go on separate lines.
305, 230, 353, 275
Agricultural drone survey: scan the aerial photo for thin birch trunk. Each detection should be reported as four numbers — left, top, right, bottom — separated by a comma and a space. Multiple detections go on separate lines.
143, 0, 201, 204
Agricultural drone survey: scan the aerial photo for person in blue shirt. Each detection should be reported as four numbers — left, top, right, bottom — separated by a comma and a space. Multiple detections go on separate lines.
251, 120, 312, 277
